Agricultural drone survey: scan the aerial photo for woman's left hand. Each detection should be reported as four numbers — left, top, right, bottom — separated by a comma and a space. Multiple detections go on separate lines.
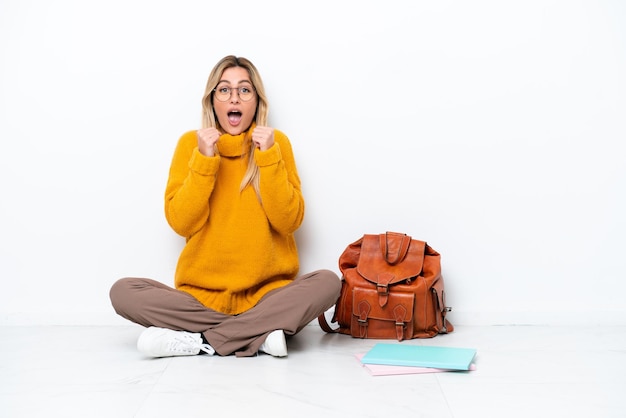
251, 126, 275, 151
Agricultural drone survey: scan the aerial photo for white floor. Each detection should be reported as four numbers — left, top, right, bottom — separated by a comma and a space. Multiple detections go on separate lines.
1, 324, 625, 418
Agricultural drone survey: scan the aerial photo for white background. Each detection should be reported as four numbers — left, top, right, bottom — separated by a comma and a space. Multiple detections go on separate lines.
1, 0, 624, 326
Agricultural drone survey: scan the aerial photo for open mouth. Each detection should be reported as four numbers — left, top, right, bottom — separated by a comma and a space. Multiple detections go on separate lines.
228, 111, 242, 125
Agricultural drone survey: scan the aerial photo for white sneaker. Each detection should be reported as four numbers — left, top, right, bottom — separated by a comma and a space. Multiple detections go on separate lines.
259, 330, 288, 357
137, 326, 215, 357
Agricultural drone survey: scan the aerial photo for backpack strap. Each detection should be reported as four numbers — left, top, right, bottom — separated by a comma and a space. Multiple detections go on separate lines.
317, 312, 338, 334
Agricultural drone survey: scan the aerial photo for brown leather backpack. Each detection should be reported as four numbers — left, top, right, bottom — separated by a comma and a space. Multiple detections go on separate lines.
318, 232, 453, 340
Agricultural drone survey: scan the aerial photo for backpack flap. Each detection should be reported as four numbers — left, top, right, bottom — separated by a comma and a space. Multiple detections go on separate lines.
356, 232, 425, 307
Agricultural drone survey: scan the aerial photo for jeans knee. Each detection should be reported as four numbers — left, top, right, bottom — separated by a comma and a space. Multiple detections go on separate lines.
315, 269, 342, 298
109, 277, 134, 312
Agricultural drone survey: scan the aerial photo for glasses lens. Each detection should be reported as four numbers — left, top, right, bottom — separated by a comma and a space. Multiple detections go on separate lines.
214, 87, 230, 102
213, 86, 255, 102
238, 87, 253, 102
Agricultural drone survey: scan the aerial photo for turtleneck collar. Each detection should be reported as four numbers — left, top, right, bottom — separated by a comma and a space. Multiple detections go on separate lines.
216, 123, 255, 157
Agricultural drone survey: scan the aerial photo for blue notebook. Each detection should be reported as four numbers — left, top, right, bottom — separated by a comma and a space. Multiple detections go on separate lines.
360, 343, 476, 371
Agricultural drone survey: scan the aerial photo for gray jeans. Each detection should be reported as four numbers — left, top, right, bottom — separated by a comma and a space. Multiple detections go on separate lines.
109, 269, 341, 357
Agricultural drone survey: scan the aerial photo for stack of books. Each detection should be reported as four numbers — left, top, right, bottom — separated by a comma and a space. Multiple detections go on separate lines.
357, 343, 477, 376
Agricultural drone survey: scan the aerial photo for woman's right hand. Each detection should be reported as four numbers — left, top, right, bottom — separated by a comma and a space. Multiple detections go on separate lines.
197, 127, 221, 157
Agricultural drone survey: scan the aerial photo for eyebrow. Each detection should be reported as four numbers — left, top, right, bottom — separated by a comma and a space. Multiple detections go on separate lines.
217, 79, 253, 86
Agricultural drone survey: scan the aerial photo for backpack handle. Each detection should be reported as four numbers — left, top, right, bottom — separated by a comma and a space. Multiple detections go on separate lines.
381, 232, 411, 265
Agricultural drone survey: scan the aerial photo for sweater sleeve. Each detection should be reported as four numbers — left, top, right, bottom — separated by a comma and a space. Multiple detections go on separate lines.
255, 131, 305, 235
164, 131, 220, 238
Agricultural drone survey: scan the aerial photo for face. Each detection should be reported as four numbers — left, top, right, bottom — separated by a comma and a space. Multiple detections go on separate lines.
213, 66, 258, 135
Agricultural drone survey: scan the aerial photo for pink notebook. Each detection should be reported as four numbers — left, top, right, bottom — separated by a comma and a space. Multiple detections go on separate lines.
355, 353, 477, 376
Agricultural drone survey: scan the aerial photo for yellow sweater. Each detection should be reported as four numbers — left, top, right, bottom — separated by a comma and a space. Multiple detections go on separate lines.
164, 127, 305, 315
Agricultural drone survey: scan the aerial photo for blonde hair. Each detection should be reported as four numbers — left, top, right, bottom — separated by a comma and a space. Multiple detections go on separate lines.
201, 55, 269, 198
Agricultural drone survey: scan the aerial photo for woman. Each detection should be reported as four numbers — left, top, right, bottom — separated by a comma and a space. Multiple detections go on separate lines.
110, 55, 341, 358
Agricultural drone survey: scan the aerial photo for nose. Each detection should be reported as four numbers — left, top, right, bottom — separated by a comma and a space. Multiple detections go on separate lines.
230, 89, 241, 103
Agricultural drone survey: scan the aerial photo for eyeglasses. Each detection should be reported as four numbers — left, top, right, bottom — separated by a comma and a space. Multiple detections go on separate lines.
213, 85, 256, 102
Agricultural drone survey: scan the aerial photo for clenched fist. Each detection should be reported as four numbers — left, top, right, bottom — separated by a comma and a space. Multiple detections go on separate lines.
197, 127, 221, 157
251, 126, 275, 151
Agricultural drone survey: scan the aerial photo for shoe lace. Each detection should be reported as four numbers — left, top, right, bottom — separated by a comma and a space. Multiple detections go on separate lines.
170, 333, 215, 355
